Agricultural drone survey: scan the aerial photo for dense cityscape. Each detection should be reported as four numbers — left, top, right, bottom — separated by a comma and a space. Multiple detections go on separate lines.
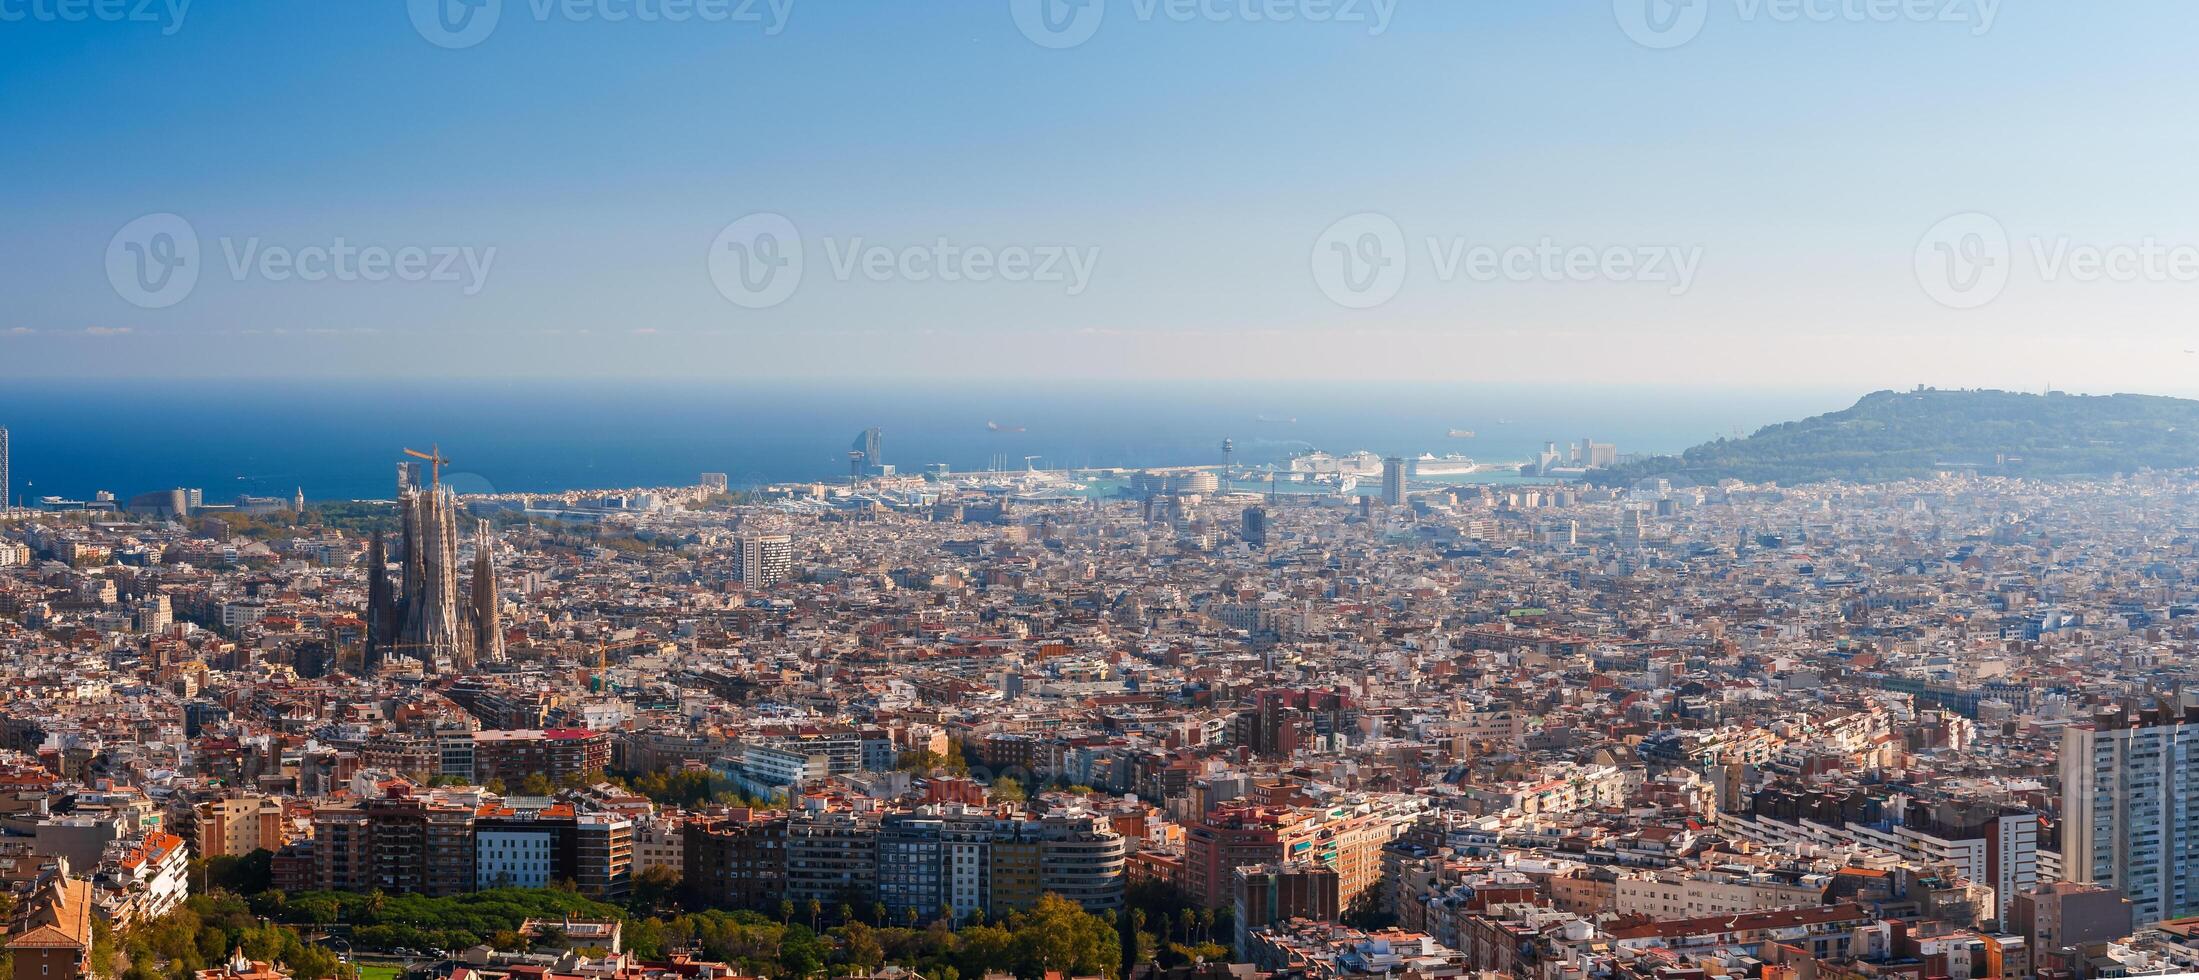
5, 417, 2199, 980
7, 2, 2190, 979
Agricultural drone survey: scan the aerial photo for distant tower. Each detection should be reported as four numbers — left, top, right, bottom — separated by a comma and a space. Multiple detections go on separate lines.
294, 488, 306, 513
1381, 456, 1406, 507
1242, 506, 1268, 549
733, 534, 794, 587
1221, 438, 1235, 480
471, 519, 505, 664
0, 425, 9, 513
850, 427, 883, 480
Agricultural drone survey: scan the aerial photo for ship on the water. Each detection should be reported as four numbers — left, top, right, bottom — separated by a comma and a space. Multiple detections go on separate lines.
1447, 429, 1476, 439
1410, 453, 1480, 476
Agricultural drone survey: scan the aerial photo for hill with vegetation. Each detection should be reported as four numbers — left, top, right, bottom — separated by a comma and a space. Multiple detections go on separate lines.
1590, 388, 2199, 486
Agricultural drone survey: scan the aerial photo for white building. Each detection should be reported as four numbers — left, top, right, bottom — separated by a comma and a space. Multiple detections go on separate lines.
477, 827, 556, 889
733, 534, 794, 587
2063, 702, 2199, 925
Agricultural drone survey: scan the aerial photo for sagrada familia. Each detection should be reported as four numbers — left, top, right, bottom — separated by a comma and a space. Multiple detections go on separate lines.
364, 483, 505, 673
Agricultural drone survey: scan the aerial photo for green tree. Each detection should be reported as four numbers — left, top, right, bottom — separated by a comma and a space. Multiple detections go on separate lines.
631, 865, 682, 916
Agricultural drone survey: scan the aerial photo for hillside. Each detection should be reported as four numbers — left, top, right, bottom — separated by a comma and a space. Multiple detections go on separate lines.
1590, 389, 2199, 486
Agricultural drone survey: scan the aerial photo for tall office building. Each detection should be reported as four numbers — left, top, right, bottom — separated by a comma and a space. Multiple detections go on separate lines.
850, 427, 884, 480
1241, 506, 1268, 548
1380, 456, 1406, 507
2062, 700, 2199, 925
1618, 508, 1644, 550
733, 534, 794, 587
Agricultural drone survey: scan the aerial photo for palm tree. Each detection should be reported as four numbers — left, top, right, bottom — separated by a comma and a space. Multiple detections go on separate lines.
779, 899, 795, 925
806, 898, 822, 931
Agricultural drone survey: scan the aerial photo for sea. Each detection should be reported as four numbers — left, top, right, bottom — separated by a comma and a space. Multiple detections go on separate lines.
0, 381, 1857, 504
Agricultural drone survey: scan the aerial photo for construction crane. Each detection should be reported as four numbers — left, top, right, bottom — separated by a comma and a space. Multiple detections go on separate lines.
403, 445, 450, 489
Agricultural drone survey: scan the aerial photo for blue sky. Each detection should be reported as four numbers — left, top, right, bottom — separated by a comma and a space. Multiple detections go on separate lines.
4, 0, 2198, 390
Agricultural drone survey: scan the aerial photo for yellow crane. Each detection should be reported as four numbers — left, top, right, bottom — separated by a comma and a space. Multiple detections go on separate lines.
403, 445, 450, 489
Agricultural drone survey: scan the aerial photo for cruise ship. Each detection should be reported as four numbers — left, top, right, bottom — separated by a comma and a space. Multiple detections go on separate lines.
1409, 453, 1480, 476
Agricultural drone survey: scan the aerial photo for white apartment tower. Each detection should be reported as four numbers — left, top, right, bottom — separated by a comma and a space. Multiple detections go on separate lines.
733, 534, 794, 587
2062, 700, 2199, 925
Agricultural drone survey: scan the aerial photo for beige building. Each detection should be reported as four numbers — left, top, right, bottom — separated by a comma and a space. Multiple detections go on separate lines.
631, 814, 685, 878
1612, 868, 1830, 921
196, 796, 287, 857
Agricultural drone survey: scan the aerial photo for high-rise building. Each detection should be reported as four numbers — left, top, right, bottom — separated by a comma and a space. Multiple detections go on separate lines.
684, 810, 789, 911
1578, 437, 1618, 468
1618, 508, 1644, 550
1241, 506, 1268, 548
1185, 800, 1409, 909
194, 795, 287, 858
0, 424, 9, 512
2062, 700, 2199, 924
733, 534, 794, 587
1380, 456, 1406, 507
1233, 863, 1341, 958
